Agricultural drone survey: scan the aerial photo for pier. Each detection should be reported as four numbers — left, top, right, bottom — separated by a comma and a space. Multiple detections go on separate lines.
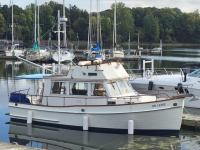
0, 142, 45, 150
182, 113, 200, 130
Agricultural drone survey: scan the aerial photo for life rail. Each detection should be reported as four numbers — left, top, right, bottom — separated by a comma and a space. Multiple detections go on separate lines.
127, 67, 197, 80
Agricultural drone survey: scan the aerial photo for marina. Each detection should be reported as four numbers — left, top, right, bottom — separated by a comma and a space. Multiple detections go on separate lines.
1, 0, 200, 149
1, 46, 200, 149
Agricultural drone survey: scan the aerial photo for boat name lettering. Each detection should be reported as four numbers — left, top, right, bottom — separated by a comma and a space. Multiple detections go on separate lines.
152, 103, 165, 108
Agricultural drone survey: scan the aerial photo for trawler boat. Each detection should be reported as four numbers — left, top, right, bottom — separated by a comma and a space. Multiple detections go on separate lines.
9, 61, 190, 134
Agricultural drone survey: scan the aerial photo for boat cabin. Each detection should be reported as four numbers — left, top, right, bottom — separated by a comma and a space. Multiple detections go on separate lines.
10, 61, 159, 106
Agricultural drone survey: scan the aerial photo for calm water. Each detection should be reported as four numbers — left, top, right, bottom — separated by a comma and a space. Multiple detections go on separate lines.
1, 46, 200, 149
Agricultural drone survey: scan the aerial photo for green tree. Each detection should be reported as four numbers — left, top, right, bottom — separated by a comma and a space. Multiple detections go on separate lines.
111, 2, 134, 43
0, 13, 6, 38
40, 4, 55, 40
73, 17, 87, 40
143, 12, 159, 42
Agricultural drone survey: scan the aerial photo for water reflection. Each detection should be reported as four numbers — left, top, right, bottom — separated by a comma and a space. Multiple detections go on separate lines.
8, 122, 200, 150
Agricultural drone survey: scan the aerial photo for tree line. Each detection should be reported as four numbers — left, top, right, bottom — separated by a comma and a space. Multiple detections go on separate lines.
0, 1, 200, 46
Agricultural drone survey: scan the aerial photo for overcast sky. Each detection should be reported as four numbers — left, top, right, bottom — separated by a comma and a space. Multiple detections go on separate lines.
0, 0, 199, 13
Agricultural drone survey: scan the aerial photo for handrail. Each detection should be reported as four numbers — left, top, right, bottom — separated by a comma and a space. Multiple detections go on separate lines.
13, 88, 42, 93
11, 89, 181, 100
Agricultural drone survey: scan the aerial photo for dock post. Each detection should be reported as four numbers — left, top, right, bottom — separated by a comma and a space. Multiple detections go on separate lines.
128, 120, 134, 135
27, 111, 33, 124
83, 116, 89, 131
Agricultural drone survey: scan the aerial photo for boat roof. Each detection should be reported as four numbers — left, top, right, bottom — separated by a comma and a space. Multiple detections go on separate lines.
45, 62, 129, 82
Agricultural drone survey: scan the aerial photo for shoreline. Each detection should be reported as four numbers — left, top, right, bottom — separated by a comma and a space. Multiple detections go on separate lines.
121, 42, 200, 47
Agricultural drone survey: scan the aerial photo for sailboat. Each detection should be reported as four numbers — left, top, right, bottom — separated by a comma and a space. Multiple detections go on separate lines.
84, 0, 105, 61
25, 0, 51, 62
5, 0, 25, 57
52, 0, 75, 63
110, 0, 124, 58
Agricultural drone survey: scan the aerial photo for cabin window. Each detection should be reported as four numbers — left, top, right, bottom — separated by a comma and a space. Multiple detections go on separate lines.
117, 80, 129, 94
70, 82, 88, 95
107, 82, 121, 96
91, 83, 106, 96
51, 82, 66, 94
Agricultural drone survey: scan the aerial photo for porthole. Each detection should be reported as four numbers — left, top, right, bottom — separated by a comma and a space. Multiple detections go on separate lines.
159, 87, 164, 90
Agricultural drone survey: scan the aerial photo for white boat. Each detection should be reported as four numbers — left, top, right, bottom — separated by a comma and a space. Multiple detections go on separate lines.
129, 60, 200, 108
85, 0, 106, 61
9, 60, 190, 134
5, 47, 24, 57
53, 50, 75, 62
26, 47, 51, 62
5, 1, 24, 57
110, 0, 124, 58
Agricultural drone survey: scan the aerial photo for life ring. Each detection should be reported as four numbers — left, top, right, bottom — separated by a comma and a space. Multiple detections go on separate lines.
145, 70, 152, 79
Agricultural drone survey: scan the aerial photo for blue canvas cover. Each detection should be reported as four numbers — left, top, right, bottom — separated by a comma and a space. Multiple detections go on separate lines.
15, 74, 51, 79
92, 43, 100, 51
10, 93, 30, 104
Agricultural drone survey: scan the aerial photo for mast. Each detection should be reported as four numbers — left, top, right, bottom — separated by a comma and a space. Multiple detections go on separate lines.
114, 0, 117, 51
58, 10, 61, 66
37, 0, 40, 46
87, 0, 92, 50
96, 0, 100, 44
138, 32, 140, 50
128, 32, 130, 55
34, 0, 37, 44
11, 0, 14, 49
63, 0, 67, 47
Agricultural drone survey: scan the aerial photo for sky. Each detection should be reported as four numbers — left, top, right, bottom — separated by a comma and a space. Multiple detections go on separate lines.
0, 0, 199, 13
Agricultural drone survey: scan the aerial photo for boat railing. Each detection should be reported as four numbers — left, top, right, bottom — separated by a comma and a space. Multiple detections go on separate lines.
10, 89, 185, 106
127, 67, 194, 80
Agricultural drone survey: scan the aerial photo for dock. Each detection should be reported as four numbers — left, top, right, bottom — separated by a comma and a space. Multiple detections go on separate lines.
0, 55, 141, 62
182, 113, 200, 130
0, 142, 45, 150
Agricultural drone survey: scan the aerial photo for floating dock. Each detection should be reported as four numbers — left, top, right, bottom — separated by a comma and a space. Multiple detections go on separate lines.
0, 142, 45, 150
0, 55, 141, 62
182, 113, 200, 130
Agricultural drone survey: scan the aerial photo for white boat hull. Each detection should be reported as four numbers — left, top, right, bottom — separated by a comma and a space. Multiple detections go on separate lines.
9, 98, 184, 134
26, 50, 51, 62
112, 51, 124, 58
5, 50, 24, 57
53, 51, 75, 62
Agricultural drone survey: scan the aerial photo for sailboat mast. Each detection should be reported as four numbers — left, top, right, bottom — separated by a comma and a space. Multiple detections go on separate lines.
87, 0, 92, 51
97, 0, 100, 44
11, 0, 14, 48
114, 0, 117, 51
128, 32, 130, 55
58, 10, 61, 66
63, 0, 67, 47
34, 0, 37, 44
38, 0, 40, 46
138, 32, 140, 50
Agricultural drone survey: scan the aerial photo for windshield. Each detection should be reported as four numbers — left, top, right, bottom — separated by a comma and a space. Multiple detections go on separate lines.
189, 69, 200, 77
107, 80, 136, 97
